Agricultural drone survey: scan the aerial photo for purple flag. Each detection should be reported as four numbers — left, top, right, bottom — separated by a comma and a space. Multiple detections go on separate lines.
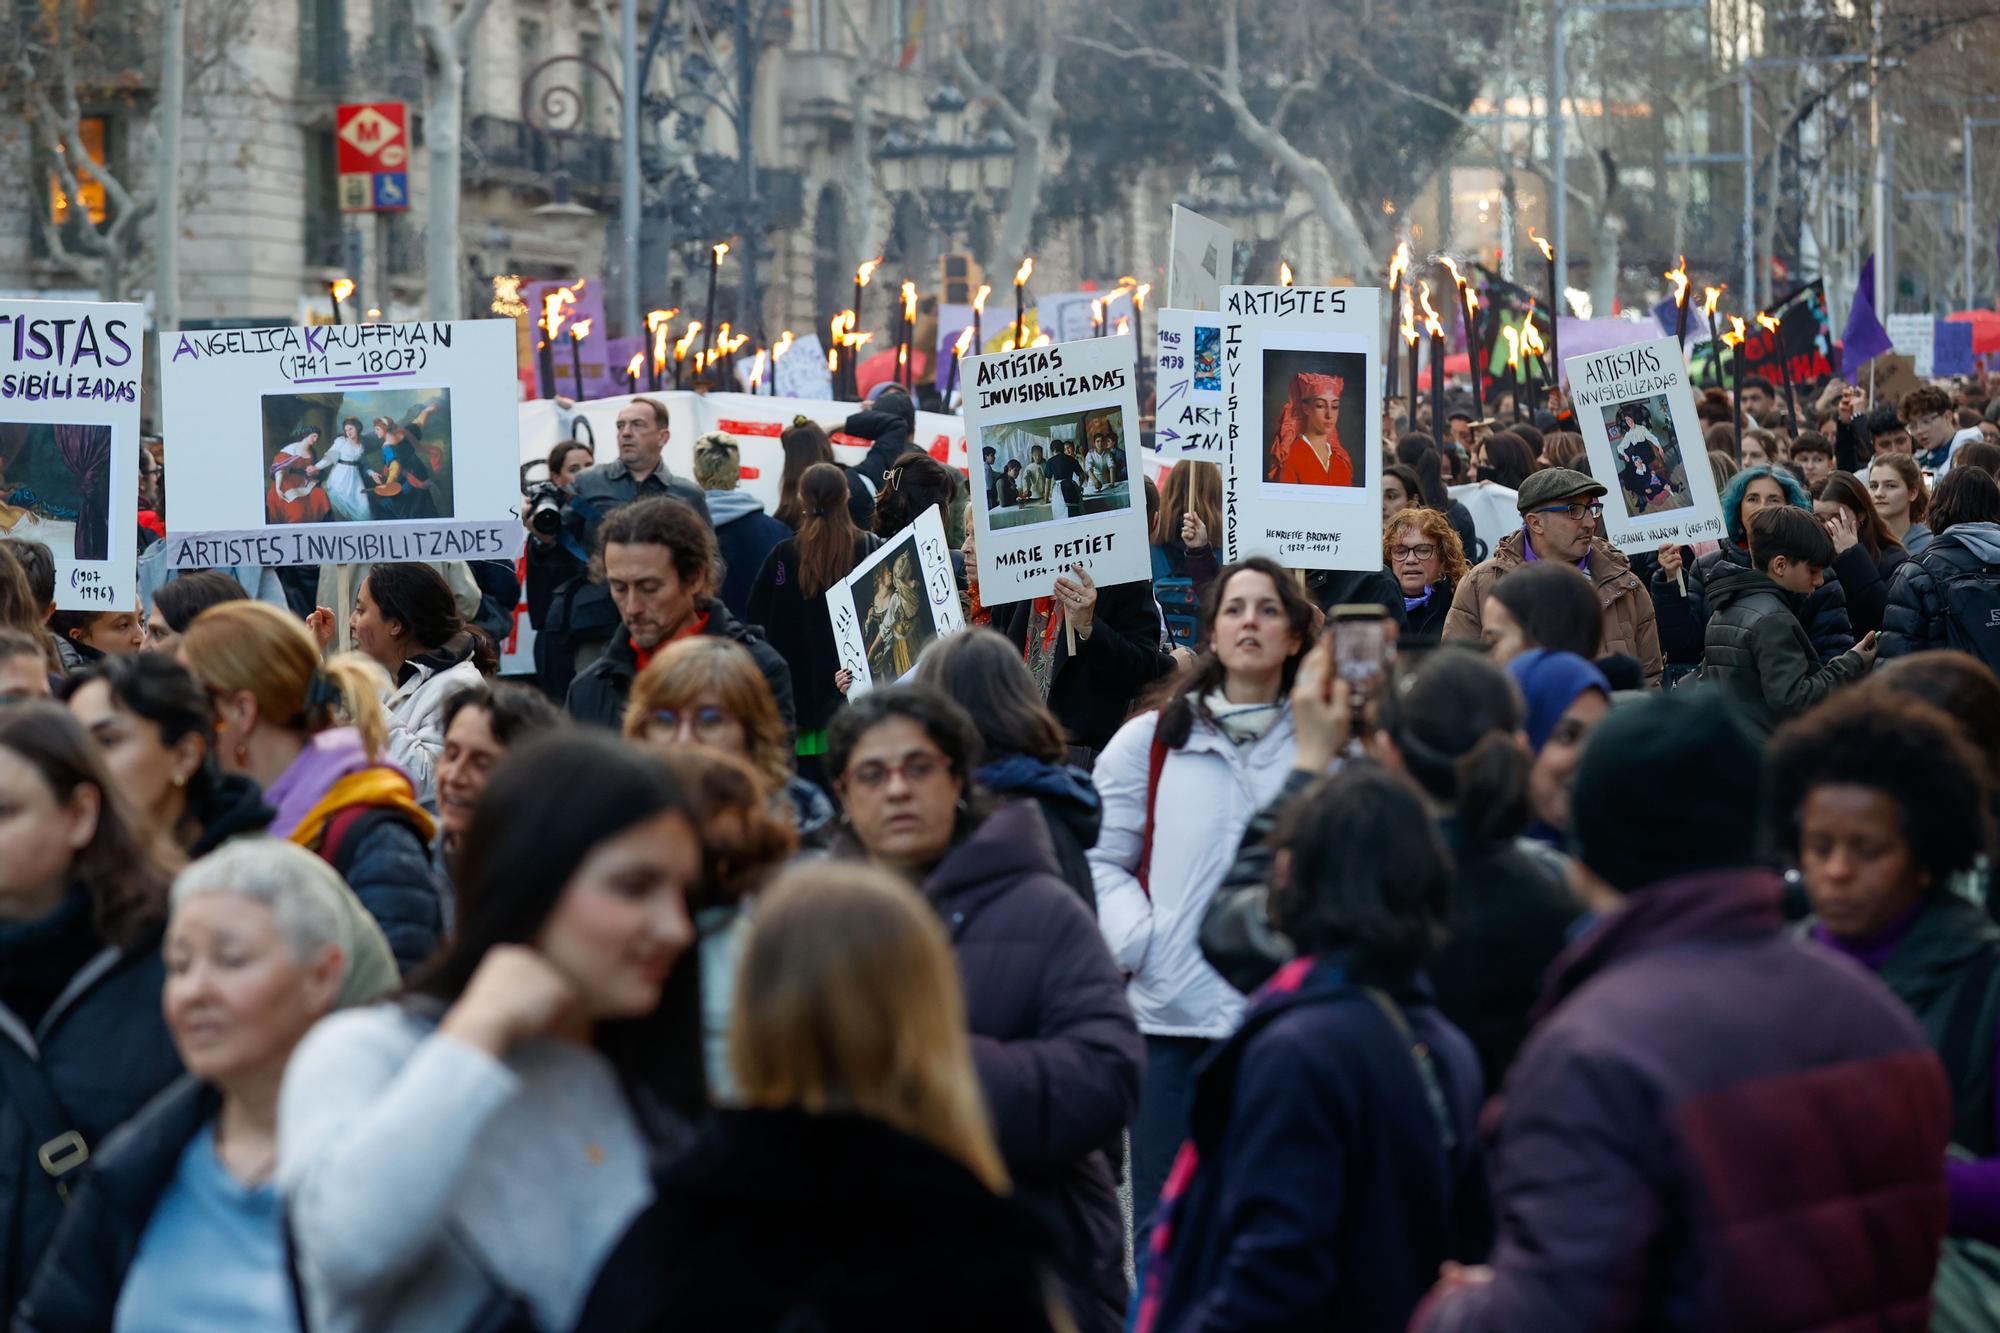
1841, 255, 1893, 368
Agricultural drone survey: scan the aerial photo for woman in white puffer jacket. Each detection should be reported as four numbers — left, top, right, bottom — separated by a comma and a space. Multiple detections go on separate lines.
1088, 554, 1315, 1232
342, 563, 492, 804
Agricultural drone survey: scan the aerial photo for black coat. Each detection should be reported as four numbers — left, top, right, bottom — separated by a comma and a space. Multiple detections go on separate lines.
845, 394, 918, 488
921, 803, 1142, 1333
709, 501, 791, 624
186, 772, 273, 858
565, 598, 797, 733
1881, 526, 2000, 661
747, 533, 882, 735
0, 929, 181, 1312
1688, 542, 1855, 660
1304, 567, 1409, 624
18, 1078, 217, 1333
995, 584, 1175, 756
973, 754, 1103, 912
1702, 567, 1869, 735
1826, 539, 1913, 637
601, 1107, 1064, 1333
1401, 579, 1453, 643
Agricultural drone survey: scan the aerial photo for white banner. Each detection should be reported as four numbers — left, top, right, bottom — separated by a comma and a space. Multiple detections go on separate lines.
964, 333, 1149, 601
160, 319, 521, 567
828, 505, 963, 693
0, 299, 142, 609
1886, 314, 1936, 378
1222, 285, 1382, 570
1567, 334, 1725, 552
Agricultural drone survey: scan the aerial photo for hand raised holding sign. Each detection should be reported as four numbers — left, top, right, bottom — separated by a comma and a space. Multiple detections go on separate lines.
1053, 564, 1097, 640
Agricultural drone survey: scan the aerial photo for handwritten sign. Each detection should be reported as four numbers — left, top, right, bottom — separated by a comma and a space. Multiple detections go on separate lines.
829, 504, 963, 693
0, 299, 142, 609
1567, 333, 1725, 552
160, 319, 520, 568
1154, 307, 1225, 459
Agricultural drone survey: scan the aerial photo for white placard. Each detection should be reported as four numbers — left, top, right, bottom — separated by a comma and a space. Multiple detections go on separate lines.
1154, 308, 1225, 460
1886, 314, 1936, 378
160, 320, 521, 568
964, 333, 1150, 601
0, 299, 142, 609
1222, 286, 1382, 570
828, 505, 963, 693
773, 333, 835, 400
1566, 334, 1726, 552
1169, 205, 1235, 311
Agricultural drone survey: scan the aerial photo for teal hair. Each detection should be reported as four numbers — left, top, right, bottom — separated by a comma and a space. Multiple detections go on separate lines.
1718, 465, 1810, 545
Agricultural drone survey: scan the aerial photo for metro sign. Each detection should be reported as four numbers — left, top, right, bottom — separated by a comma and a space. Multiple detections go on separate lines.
336, 102, 409, 214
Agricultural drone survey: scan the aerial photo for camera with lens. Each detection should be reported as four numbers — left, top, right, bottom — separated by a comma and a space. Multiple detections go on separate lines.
519, 462, 569, 537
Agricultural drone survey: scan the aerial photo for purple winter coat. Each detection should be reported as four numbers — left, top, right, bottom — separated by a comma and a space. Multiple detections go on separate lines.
1414, 867, 1952, 1333
922, 801, 1143, 1333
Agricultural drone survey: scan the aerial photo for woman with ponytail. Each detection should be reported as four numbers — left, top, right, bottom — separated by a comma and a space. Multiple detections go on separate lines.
1374, 645, 1576, 1088
750, 462, 881, 787
774, 416, 873, 530
180, 601, 442, 973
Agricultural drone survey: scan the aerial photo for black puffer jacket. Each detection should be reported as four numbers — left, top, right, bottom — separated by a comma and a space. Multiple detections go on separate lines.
974, 754, 1102, 912
1702, 567, 1870, 735
18, 1078, 217, 1333
1881, 522, 2000, 662
186, 772, 274, 858
919, 803, 1142, 1333
1825, 539, 1913, 637
995, 584, 1175, 756
565, 598, 797, 733
1688, 541, 1855, 660
845, 391, 918, 488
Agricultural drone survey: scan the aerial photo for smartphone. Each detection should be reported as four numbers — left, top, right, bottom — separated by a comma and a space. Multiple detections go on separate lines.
1329, 604, 1393, 699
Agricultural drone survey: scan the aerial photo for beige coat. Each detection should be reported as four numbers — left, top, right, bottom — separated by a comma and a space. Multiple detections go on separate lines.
1443, 529, 1664, 686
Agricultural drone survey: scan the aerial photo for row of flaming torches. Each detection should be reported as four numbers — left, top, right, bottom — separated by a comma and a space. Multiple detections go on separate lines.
1663, 256, 1799, 442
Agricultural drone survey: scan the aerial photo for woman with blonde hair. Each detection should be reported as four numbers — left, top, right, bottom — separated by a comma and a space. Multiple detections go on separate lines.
179, 600, 440, 972
624, 635, 835, 845
627, 861, 1071, 1332
1384, 506, 1469, 643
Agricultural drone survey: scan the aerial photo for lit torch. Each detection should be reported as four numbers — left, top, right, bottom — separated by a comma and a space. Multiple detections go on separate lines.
1723, 315, 1749, 442
1439, 256, 1484, 417
328, 277, 354, 326
566, 317, 592, 398
1279, 261, 1295, 287
971, 283, 991, 353
1665, 257, 1691, 349
947, 324, 974, 400
1013, 257, 1034, 349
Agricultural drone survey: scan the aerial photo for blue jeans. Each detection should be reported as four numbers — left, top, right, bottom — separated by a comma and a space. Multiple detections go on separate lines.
1130, 1034, 1216, 1240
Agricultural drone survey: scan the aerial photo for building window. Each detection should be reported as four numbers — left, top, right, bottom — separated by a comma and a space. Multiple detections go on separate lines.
304, 129, 345, 269
49, 116, 108, 227
299, 0, 347, 87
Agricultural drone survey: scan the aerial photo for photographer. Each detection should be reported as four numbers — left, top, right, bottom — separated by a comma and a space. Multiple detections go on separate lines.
526, 402, 710, 699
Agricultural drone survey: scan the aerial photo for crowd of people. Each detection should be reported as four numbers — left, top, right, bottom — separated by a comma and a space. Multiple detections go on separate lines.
1, 362, 2000, 1332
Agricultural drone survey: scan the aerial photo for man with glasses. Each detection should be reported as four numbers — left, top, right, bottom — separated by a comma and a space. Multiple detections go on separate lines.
1901, 385, 1964, 474
1443, 467, 1664, 685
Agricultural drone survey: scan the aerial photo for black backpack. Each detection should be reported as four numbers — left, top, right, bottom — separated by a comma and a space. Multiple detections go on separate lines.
1933, 548, 2000, 671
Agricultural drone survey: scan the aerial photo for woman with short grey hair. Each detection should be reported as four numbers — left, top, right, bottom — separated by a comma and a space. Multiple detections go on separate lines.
19, 839, 395, 1332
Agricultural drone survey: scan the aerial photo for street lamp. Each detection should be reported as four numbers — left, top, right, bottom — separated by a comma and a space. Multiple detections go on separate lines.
879, 84, 1015, 249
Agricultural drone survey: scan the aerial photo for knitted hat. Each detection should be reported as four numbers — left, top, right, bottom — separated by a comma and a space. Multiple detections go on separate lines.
1506, 649, 1611, 753
1569, 688, 1761, 893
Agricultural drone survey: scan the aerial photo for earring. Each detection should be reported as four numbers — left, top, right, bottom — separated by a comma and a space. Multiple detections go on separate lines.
172, 774, 187, 789
233, 740, 250, 765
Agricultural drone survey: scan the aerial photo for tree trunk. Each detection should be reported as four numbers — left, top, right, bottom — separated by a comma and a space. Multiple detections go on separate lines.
416, 0, 494, 321
154, 0, 185, 330
987, 131, 1047, 278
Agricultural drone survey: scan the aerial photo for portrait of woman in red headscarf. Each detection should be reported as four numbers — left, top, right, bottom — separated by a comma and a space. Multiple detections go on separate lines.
1265, 370, 1353, 487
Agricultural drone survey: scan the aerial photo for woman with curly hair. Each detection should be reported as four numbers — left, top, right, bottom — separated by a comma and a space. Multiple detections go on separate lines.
1770, 686, 2000, 1243
1384, 505, 1468, 643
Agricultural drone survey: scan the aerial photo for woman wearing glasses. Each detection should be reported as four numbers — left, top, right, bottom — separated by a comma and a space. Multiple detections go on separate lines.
1383, 507, 1468, 644
827, 686, 1141, 1333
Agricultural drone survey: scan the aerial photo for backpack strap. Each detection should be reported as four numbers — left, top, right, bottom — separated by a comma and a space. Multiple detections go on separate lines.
1362, 987, 1460, 1156
0, 1035, 89, 1202
1135, 731, 1171, 901
315, 805, 425, 881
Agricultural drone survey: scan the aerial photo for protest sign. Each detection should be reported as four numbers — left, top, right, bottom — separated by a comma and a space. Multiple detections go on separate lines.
1153, 307, 1225, 459
964, 333, 1149, 601
1222, 285, 1382, 570
773, 332, 835, 400
828, 504, 963, 693
1567, 334, 1725, 552
1887, 314, 1936, 377
1689, 281, 1836, 391
0, 299, 142, 608
161, 319, 521, 568
1935, 320, 1976, 377
1168, 205, 1234, 311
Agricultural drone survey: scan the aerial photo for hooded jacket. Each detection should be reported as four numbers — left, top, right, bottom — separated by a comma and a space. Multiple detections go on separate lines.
922, 802, 1142, 1333
1701, 567, 1871, 735
704, 488, 790, 623
564, 597, 797, 734
382, 639, 485, 806
185, 772, 275, 858
1826, 536, 1914, 636
1443, 530, 1664, 686
975, 754, 1103, 912
603, 1108, 1065, 1333
845, 391, 918, 488
1684, 467, 1856, 662
1881, 521, 2000, 662
1412, 869, 1951, 1333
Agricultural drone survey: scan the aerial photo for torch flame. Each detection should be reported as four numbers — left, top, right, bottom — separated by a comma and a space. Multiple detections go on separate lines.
1134, 282, 1151, 310
1387, 240, 1411, 290
1014, 257, 1034, 286
646, 307, 679, 332
1031, 333, 1051, 347
953, 326, 974, 356
1417, 281, 1443, 337
674, 323, 702, 359
1279, 261, 1295, 287
898, 344, 909, 369
972, 284, 992, 314
749, 349, 767, 387
717, 323, 732, 348
569, 318, 592, 341
1527, 227, 1554, 262
772, 331, 795, 362
1439, 255, 1466, 289
1664, 258, 1689, 307
1701, 285, 1725, 317
541, 286, 576, 338
828, 349, 838, 372
712, 243, 730, 264
330, 277, 355, 303
652, 320, 671, 370
849, 332, 873, 350
1114, 316, 1131, 336
1756, 311, 1780, 335
1722, 315, 1747, 349
901, 281, 918, 320
1090, 298, 1105, 327
856, 257, 882, 287
1502, 325, 1521, 369
1400, 291, 1418, 345
626, 353, 644, 378
1521, 319, 1546, 357
1466, 287, 1482, 315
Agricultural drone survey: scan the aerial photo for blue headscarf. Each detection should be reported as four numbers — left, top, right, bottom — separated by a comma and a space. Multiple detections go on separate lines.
1507, 649, 1612, 753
